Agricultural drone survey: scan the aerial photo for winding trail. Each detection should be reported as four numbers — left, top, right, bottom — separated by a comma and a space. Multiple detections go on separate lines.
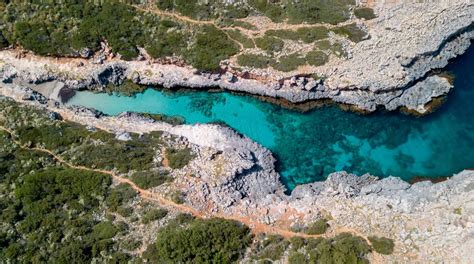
0, 124, 368, 241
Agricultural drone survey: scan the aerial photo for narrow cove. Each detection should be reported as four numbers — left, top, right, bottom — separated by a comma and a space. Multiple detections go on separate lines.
67, 46, 474, 190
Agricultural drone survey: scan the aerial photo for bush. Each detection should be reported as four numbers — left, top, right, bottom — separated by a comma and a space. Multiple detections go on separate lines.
142, 208, 169, 224
226, 29, 255, 49
333, 23, 368, 43
368, 236, 394, 255
304, 219, 328, 235
309, 233, 371, 263
306, 51, 329, 66
0, 31, 9, 49
166, 148, 194, 169
154, 218, 252, 263
92, 222, 119, 240
106, 183, 137, 211
169, 190, 185, 204
271, 53, 306, 72
285, 0, 353, 25
265, 29, 301, 41
187, 25, 239, 71
296, 27, 329, 43
254, 234, 290, 261
289, 252, 307, 264
315, 40, 332, 51
121, 239, 142, 251
290, 236, 306, 251
255, 36, 284, 54
131, 170, 172, 189
354, 7, 376, 20
237, 53, 273, 68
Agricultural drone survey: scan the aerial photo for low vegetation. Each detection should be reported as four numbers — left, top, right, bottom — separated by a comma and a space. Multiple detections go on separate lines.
333, 23, 369, 43
265, 27, 329, 44
354, 7, 377, 20
149, 218, 252, 263
226, 29, 255, 49
306, 50, 329, 66
248, 0, 355, 25
130, 170, 172, 189
255, 36, 285, 54
304, 219, 329, 235
165, 147, 194, 169
237, 53, 274, 68
252, 234, 290, 261
368, 236, 395, 255
271, 53, 306, 72
142, 208, 169, 224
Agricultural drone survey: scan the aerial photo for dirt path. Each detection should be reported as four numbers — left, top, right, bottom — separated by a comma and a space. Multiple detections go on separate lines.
0, 124, 368, 241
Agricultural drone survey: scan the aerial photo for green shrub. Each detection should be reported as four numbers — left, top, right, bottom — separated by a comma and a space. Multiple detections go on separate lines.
106, 183, 137, 211
121, 239, 142, 251
265, 29, 301, 41
304, 219, 329, 235
142, 208, 169, 224
305, 237, 324, 250
329, 42, 348, 58
255, 36, 284, 54
169, 190, 185, 204
368, 236, 394, 255
166, 147, 194, 169
254, 234, 290, 261
226, 29, 255, 49
0, 31, 9, 48
290, 236, 306, 251
153, 218, 252, 263
296, 27, 329, 43
237, 53, 274, 68
249, 0, 354, 24
308, 233, 371, 263
354, 7, 376, 20
117, 206, 133, 217
271, 53, 306, 72
285, 0, 354, 25
218, 19, 257, 30
289, 252, 307, 264
92, 222, 119, 240
174, 213, 195, 225
333, 23, 368, 43
306, 51, 329, 66
187, 25, 239, 71
315, 40, 332, 51
131, 170, 172, 189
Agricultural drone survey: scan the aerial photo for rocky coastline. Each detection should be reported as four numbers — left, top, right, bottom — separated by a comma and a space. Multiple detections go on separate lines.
1, 2, 473, 114
1, 1, 474, 261
1, 77, 473, 263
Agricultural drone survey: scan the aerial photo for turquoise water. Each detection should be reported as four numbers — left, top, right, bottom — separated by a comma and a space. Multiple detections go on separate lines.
67, 46, 474, 189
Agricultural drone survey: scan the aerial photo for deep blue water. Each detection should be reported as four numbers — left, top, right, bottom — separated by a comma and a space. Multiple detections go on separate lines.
67, 46, 474, 190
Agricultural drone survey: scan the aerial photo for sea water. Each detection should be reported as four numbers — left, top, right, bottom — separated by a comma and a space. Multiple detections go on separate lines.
67, 46, 474, 190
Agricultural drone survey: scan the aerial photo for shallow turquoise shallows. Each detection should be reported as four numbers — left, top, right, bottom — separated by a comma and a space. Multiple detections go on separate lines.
67, 46, 474, 190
